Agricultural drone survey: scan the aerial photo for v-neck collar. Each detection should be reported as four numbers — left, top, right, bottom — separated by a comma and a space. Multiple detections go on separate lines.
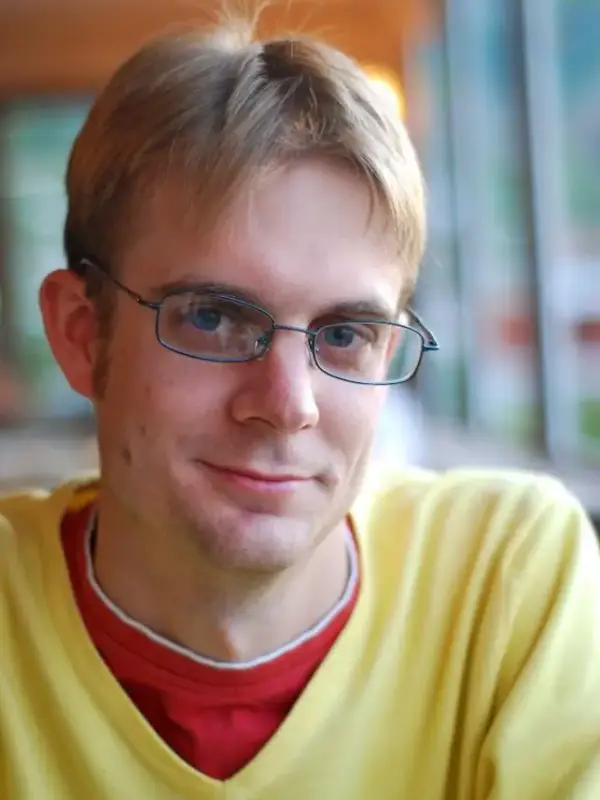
83, 508, 360, 672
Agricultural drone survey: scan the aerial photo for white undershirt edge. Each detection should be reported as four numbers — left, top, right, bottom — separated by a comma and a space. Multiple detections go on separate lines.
83, 512, 359, 671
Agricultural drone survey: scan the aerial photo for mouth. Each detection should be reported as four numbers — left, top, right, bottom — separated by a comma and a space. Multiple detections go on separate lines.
197, 461, 313, 496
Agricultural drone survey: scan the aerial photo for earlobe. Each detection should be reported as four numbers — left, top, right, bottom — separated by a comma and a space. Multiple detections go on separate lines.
39, 269, 97, 400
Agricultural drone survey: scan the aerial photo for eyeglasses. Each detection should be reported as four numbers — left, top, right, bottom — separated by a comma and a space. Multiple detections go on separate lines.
79, 259, 439, 386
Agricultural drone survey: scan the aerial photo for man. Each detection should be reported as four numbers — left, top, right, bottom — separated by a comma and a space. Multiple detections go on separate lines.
1, 16, 600, 800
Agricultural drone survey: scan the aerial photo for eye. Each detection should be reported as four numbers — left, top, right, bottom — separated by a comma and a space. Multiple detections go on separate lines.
178, 297, 246, 332
320, 323, 377, 350
186, 306, 223, 331
322, 324, 359, 348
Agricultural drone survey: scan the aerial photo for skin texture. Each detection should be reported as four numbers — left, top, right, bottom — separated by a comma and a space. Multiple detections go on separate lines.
40, 159, 407, 661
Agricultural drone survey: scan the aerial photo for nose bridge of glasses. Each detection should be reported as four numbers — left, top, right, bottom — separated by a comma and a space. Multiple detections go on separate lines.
272, 322, 315, 337
257, 322, 317, 365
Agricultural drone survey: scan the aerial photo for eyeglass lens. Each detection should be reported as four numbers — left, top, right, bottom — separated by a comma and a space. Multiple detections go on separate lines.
156, 293, 423, 384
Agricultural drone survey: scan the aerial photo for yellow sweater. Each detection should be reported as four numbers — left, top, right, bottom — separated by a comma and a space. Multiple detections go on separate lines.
1, 469, 600, 799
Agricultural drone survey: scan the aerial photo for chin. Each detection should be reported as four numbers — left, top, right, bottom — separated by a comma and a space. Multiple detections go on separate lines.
169, 463, 337, 571
185, 500, 323, 573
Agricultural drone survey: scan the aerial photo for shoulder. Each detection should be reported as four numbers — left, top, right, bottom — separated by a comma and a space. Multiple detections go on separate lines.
356, 468, 600, 672
358, 464, 583, 521
355, 465, 595, 578
0, 476, 98, 559
428, 467, 584, 529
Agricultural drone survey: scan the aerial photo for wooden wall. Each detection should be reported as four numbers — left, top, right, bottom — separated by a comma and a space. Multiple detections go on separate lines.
0, 0, 433, 96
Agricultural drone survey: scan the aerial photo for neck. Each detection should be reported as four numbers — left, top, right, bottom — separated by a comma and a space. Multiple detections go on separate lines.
91, 494, 352, 664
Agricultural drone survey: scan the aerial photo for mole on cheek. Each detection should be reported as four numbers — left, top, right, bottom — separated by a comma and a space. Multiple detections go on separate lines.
120, 446, 132, 466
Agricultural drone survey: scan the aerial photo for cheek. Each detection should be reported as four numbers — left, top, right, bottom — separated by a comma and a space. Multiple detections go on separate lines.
108, 347, 239, 446
99, 366, 227, 477
321, 385, 388, 462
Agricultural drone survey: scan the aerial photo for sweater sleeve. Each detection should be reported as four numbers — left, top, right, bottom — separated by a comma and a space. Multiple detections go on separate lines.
473, 479, 600, 799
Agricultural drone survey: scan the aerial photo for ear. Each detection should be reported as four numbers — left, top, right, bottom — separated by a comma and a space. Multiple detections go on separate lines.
39, 269, 98, 400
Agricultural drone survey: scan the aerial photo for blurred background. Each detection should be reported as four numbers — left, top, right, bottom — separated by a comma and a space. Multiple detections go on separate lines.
0, 0, 598, 525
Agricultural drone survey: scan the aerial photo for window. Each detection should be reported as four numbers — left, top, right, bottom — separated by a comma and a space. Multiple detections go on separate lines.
0, 102, 89, 421
553, 0, 600, 461
415, 0, 600, 466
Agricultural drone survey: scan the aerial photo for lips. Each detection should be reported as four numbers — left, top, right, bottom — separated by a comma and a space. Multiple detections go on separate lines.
201, 461, 310, 484
205, 464, 310, 483
194, 460, 314, 505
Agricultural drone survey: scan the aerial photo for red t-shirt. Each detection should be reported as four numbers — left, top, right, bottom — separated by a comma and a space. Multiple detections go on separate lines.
61, 503, 359, 780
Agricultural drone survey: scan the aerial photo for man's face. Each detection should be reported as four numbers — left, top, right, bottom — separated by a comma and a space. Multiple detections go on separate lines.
89, 160, 407, 570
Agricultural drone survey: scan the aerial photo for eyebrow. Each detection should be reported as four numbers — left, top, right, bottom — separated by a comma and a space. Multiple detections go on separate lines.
150, 278, 398, 322
322, 300, 398, 322
150, 279, 264, 305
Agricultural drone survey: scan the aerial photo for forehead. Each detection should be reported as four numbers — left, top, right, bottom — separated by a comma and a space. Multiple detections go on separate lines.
121, 159, 406, 315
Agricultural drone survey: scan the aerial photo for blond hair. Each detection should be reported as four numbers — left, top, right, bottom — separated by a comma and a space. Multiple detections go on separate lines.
64, 15, 426, 299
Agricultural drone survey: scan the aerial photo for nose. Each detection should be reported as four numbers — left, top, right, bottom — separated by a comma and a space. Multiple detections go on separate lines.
229, 333, 320, 433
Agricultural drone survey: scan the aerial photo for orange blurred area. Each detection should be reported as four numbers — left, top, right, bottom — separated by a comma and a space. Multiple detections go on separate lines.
0, 0, 433, 95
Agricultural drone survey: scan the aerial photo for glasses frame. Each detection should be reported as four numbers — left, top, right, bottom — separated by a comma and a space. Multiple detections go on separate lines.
78, 258, 439, 386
